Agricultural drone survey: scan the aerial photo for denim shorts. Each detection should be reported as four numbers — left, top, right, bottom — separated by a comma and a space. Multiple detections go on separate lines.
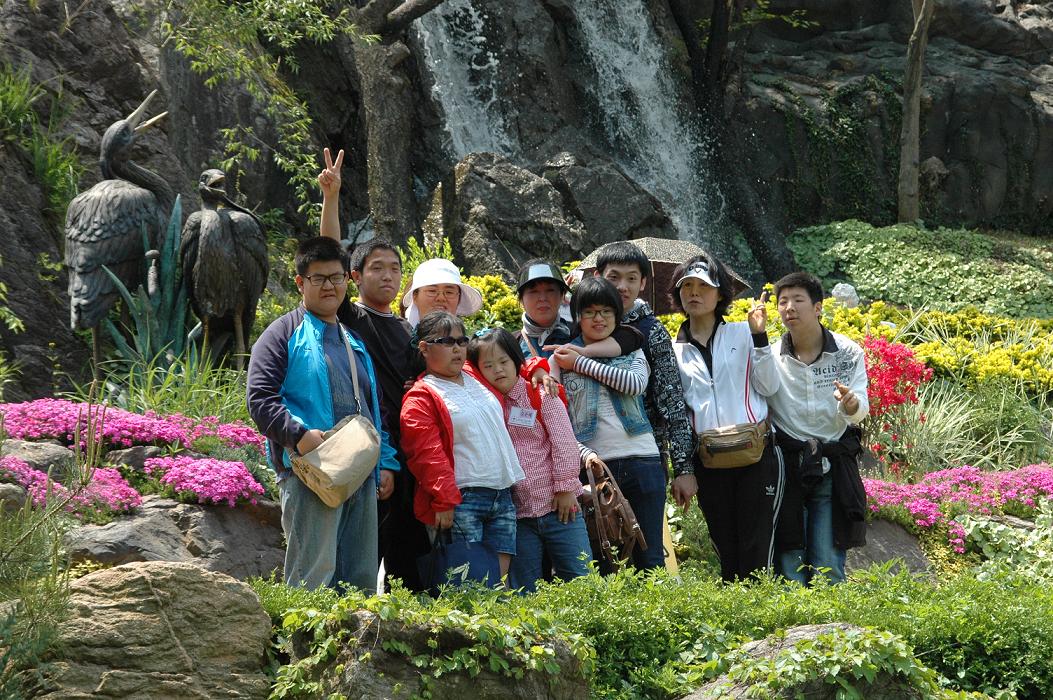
453, 487, 517, 555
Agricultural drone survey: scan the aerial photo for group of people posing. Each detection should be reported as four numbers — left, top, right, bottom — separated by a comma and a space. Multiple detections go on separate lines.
246, 149, 870, 594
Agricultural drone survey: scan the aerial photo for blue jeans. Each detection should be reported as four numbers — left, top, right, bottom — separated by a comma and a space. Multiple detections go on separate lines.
604, 455, 667, 570
509, 511, 592, 593
453, 487, 517, 555
778, 472, 846, 585
279, 473, 378, 593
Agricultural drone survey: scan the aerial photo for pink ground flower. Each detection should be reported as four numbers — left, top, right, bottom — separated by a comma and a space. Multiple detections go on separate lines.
864, 463, 1053, 552
143, 456, 264, 507
0, 455, 141, 515
0, 399, 263, 452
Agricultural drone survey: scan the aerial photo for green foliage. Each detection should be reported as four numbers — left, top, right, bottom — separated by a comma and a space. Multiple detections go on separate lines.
162, 0, 362, 225
958, 499, 1053, 583
0, 254, 25, 335
253, 232, 301, 339
251, 574, 341, 627
398, 236, 455, 311
0, 506, 68, 697
75, 348, 251, 425
256, 582, 594, 699
527, 567, 1048, 698
463, 275, 521, 333
780, 74, 902, 225
102, 196, 192, 368
0, 401, 112, 696
666, 502, 720, 577
248, 564, 1053, 699
396, 237, 523, 332
892, 378, 1051, 471
788, 220, 1053, 318
0, 352, 20, 401
696, 0, 816, 36
706, 626, 987, 700
738, 0, 817, 29
0, 64, 83, 223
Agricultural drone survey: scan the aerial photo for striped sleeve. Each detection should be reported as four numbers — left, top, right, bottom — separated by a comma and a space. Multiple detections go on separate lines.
571, 352, 648, 395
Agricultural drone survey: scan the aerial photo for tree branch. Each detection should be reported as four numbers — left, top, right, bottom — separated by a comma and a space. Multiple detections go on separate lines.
385, 0, 447, 35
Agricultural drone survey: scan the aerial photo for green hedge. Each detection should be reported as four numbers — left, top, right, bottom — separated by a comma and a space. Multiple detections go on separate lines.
254, 566, 1052, 699
788, 220, 1053, 318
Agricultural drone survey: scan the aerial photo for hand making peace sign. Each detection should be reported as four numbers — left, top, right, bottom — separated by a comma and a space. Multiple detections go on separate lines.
317, 147, 344, 200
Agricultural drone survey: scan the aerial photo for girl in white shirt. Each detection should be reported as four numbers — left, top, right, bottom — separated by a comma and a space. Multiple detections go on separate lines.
669, 254, 784, 582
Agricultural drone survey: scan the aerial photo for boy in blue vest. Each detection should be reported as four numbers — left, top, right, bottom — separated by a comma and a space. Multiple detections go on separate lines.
247, 237, 400, 592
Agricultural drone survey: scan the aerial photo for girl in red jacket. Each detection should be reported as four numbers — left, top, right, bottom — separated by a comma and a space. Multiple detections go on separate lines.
400, 311, 525, 578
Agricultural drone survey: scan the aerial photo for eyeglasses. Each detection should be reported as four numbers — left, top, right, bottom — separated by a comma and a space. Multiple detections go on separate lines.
426, 335, 469, 347
580, 308, 616, 320
304, 273, 348, 287
420, 286, 461, 299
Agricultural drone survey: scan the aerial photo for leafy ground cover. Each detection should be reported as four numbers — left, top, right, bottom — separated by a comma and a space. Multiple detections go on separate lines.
787, 220, 1053, 318
253, 561, 1053, 699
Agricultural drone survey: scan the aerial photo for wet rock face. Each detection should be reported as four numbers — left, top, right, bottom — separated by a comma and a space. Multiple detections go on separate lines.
35, 561, 272, 700
730, 0, 1053, 232
422, 152, 590, 279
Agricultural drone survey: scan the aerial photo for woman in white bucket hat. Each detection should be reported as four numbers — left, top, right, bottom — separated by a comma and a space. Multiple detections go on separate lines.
403, 259, 484, 327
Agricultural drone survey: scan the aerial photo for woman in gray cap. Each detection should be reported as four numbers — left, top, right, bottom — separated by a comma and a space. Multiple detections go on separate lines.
516, 258, 643, 364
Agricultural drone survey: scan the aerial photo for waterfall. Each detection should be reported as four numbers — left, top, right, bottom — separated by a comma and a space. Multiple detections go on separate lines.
572, 1, 716, 244
413, 0, 515, 159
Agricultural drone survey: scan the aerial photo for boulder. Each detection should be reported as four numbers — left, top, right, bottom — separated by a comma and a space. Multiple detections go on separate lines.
0, 482, 28, 511
422, 152, 589, 280
540, 152, 677, 245
105, 445, 166, 472
847, 519, 932, 576
35, 561, 271, 699
0, 440, 76, 483
685, 623, 925, 699
65, 495, 284, 580
313, 609, 589, 699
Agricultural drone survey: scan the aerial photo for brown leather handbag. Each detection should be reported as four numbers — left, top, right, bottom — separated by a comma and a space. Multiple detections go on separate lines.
578, 461, 647, 570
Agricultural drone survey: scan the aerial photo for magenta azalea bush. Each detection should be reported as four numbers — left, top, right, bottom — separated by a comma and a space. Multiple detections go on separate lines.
143, 456, 265, 507
865, 464, 1053, 553
0, 399, 263, 451
0, 455, 141, 517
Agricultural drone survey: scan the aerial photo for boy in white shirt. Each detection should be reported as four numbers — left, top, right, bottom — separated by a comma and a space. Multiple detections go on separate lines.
767, 272, 869, 585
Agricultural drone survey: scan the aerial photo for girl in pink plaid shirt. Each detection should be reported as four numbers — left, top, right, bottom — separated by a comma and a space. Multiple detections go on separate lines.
467, 328, 593, 593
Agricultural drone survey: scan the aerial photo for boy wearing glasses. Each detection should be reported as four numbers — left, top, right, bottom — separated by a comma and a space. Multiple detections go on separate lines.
594, 242, 695, 500
247, 237, 400, 592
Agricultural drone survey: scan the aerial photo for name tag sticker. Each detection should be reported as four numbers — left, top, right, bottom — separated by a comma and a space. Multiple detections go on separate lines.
508, 406, 537, 428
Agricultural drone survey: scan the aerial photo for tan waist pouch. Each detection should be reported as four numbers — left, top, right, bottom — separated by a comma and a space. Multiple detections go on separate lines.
697, 419, 769, 469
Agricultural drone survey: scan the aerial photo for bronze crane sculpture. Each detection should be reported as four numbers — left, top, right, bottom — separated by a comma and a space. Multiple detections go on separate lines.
180, 169, 269, 369
65, 90, 171, 366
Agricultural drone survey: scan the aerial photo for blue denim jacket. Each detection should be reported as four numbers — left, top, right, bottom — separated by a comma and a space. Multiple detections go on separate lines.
560, 338, 652, 442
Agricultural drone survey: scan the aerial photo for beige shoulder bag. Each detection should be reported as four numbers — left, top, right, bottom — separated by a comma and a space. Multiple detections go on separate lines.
289, 326, 382, 507
697, 418, 769, 469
